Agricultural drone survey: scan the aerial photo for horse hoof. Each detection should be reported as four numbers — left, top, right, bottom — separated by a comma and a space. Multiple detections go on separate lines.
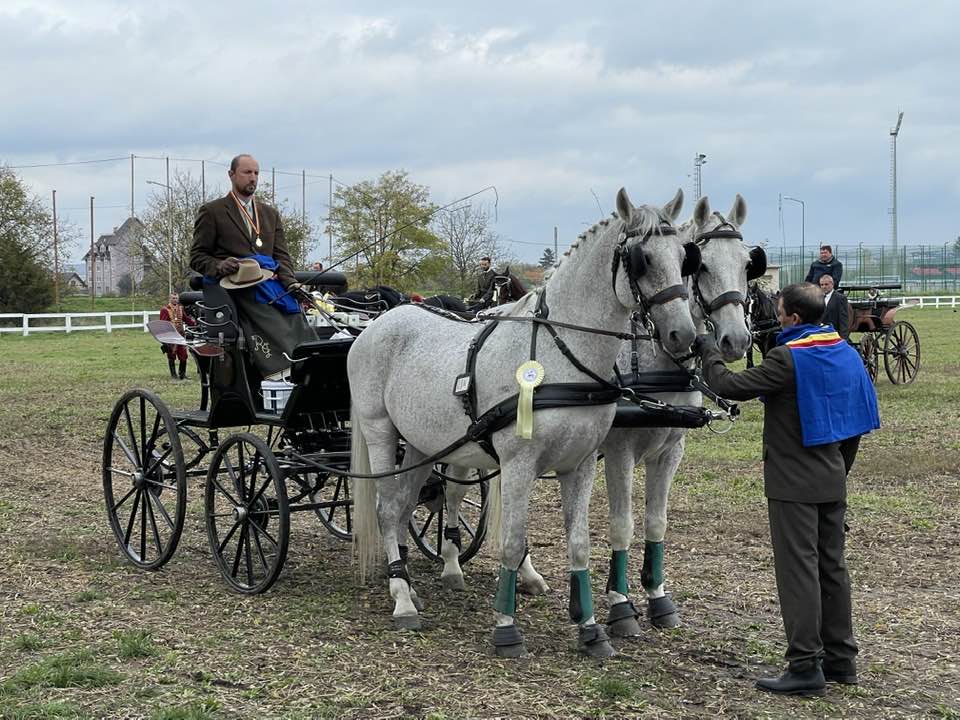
492, 624, 526, 658
392, 614, 422, 631
578, 624, 616, 658
411, 596, 425, 613
648, 595, 680, 629
441, 574, 466, 591
607, 600, 642, 637
518, 579, 550, 596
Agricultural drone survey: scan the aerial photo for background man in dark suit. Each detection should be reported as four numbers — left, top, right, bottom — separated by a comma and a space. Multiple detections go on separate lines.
805, 244, 843, 286
695, 282, 880, 697
470, 256, 496, 306
189, 154, 313, 378
819, 274, 850, 338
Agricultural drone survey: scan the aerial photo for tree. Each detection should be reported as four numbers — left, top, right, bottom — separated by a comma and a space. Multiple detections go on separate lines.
327, 170, 446, 290
256, 181, 316, 270
432, 203, 501, 297
539, 247, 556, 268
0, 234, 53, 312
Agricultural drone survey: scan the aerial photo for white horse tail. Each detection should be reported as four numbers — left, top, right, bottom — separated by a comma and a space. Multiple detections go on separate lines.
350, 406, 381, 583
485, 473, 503, 556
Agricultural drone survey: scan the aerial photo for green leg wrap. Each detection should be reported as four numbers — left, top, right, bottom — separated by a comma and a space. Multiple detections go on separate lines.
641, 541, 664, 591
568, 569, 594, 624
606, 550, 629, 595
493, 566, 518, 617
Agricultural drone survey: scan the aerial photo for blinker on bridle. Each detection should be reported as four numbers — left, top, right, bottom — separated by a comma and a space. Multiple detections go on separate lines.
611, 223, 690, 314
692, 222, 749, 315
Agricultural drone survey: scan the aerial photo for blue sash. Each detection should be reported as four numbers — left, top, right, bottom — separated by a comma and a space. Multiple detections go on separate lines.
205, 254, 300, 314
777, 324, 880, 447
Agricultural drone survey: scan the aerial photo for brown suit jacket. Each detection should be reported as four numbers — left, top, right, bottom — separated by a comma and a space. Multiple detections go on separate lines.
701, 344, 849, 503
189, 194, 296, 287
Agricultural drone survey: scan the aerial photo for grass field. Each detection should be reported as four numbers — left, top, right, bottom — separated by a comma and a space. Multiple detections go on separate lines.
0, 308, 958, 719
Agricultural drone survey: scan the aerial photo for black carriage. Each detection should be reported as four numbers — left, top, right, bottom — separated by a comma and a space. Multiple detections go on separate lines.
842, 284, 921, 384
102, 272, 487, 594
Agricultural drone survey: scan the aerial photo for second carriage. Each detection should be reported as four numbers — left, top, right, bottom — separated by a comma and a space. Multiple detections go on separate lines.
102, 272, 488, 594
843, 283, 921, 384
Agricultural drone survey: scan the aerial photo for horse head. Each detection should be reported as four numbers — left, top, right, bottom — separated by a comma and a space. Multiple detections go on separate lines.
612, 187, 697, 356
684, 194, 757, 361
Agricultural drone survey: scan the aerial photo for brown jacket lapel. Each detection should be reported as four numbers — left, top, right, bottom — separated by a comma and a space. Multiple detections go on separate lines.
224, 194, 252, 239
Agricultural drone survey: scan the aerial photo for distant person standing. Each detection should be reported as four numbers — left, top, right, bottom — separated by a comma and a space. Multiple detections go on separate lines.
819, 275, 851, 339
159, 293, 195, 380
805, 245, 843, 286
470, 256, 496, 307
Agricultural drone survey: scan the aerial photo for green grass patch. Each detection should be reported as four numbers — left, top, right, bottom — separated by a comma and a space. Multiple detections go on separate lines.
115, 629, 159, 659
13, 633, 43, 651
0, 699, 86, 719
149, 698, 219, 720
73, 589, 105, 603
0, 649, 122, 695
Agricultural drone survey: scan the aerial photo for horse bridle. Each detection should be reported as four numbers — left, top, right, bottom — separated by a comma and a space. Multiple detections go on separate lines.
611, 222, 691, 326
691, 222, 750, 325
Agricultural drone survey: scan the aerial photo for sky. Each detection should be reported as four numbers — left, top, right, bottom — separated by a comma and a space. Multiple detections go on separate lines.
3, 0, 959, 267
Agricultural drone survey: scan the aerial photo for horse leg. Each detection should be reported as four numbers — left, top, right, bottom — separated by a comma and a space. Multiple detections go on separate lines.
559, 456, 615, 658
641, 435, 685, 629
602, 436, 643, 638
396, 450, 434, 612
437, 465, 470, 591
491, 460, 535, 658
518, 552, 550, 595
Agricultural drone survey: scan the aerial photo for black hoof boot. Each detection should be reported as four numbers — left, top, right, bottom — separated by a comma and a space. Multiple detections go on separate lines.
392, 614, 422, 630
607, 600, 642, 638
578, 623, 616, 658
492, 624, 527, 658
647, 594, 680, 629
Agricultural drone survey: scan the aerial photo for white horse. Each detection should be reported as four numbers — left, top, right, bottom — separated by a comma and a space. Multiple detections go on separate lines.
349, 188, 699, 657
434, 195, 765, 633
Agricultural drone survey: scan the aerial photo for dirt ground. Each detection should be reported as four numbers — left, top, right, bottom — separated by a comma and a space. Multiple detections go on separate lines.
1, 311, 958, 719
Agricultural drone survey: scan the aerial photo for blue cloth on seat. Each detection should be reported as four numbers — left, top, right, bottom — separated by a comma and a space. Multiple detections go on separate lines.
776, 323, 881, 447
204, 254, 300, 315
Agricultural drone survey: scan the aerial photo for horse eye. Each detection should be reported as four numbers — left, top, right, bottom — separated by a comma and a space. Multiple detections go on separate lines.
645, 253, 652, 265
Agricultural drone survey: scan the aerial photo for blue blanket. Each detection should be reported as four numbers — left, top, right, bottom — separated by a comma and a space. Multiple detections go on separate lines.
204, 254, 301, 314
777, 323, 881, 447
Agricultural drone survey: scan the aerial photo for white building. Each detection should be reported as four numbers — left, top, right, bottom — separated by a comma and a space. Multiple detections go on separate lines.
81, 217, 147, 296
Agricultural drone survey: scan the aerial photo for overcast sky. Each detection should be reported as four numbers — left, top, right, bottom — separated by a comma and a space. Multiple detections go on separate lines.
3, 0, 959, 266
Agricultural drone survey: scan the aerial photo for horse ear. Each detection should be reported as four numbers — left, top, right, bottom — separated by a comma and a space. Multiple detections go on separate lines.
728, 193, 748, 227
663, 187, 684, 222
616, 188, 634, 222
747, 246, 767, 281
693, 195, 711, 229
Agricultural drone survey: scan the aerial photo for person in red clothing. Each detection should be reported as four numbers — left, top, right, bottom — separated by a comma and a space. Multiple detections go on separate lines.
159, 293, 195, 380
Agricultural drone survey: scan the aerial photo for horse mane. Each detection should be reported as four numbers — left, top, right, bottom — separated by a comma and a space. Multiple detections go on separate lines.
544, 205, 671, 283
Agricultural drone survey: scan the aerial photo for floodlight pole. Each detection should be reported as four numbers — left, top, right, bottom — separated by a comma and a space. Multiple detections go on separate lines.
890, 111, 904, 258
783, 196, 805, 270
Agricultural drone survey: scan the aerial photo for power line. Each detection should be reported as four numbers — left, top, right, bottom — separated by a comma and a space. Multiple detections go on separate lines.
6, 156, 128, 169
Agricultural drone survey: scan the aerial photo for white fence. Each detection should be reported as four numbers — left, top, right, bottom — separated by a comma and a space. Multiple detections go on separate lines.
0, 311, 161, 336
896, 296, 960, 309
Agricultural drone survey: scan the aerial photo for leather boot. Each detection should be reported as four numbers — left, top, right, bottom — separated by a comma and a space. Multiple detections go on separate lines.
168, 358, 177, 379
823, 660, 858, 685
178, 360, 187, 380
755, 665, 826, 697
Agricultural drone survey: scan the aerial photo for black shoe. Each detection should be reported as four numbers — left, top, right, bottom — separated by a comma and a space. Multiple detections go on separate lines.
823, 661, 858, 685
178, 374, 187, 380
755, 667, 826, 697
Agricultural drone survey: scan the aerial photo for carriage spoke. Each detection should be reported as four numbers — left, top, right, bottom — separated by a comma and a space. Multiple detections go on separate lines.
110, 485, 138, 513
147, 489, 176, 530
143, 488, 165, 554
123, 489, 142, 547
114, 431, 140, 469
123, 405, 142, 468
248, 475, 274, 510
109, 466, 136, 478
417, 510, 436, 540
211, 474, 241, 508
243, 528, 255, 586
230, 523, 246, 578
139, 491, 148, 562
249, 521, 279, 550
139, 397, 148, 468
217, 518, 244, 554
145, 411, 161, 460
250, 523, 271, 571
145, 447, 174, 478
459, 515, 478, 540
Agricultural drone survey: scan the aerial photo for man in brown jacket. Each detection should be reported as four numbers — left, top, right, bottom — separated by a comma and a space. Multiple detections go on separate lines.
696, 282, 879, 696
189, 154, 313, 378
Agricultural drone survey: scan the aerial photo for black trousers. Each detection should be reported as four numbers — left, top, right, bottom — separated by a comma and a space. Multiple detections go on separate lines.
767, 498, 858, 671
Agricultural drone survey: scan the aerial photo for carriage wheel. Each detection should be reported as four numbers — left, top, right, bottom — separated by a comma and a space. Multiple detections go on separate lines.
859, 334, 879, 383
409, 470, 488, 565
883, 320, 921, 385
103, 389, 187, 570
157, 424, 209, 472
205, 433, 290, 594
309, 472, 353, 541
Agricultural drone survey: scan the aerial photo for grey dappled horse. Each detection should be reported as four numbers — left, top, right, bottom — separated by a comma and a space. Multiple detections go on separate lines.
439, 195, 764, 634
348, 188, 698, 658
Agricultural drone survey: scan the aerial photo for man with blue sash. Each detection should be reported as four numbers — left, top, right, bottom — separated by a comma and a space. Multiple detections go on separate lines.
696, 282, 880, 696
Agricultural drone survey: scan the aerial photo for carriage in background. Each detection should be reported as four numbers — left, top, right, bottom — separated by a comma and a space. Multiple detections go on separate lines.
102, 271, 487, 594
842, 283, 920, 384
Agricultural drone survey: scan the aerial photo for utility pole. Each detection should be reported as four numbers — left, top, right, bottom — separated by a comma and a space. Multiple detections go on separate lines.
302, 170, 306, 227
89, 196, 95, 309
328, 173, 333, 264
784, 196, 805, 270
889, 111, 904, 258
554, 226, 558, 267
201, 160, 206, 202
130, 154, 135, 218
272, 167, 276, 205
166, 157, 173, 294
52, 190, 60, 311
694, 153, 707, 200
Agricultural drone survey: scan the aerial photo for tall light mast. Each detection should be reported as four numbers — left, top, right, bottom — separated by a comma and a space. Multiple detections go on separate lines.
889, 111, 904, 257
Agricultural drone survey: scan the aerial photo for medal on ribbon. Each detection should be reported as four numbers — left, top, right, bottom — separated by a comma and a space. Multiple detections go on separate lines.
515, 360, 545, 439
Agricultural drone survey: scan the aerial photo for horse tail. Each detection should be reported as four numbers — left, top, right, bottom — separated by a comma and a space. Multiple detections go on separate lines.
485, 473, 503, 556
350, 405, 381, 582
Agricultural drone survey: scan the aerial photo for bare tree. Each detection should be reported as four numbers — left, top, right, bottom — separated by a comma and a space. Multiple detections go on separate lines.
433, 203, 501, 297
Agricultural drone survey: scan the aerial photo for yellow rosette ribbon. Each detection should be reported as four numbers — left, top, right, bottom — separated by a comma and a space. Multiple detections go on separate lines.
515, 360, 545, 439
